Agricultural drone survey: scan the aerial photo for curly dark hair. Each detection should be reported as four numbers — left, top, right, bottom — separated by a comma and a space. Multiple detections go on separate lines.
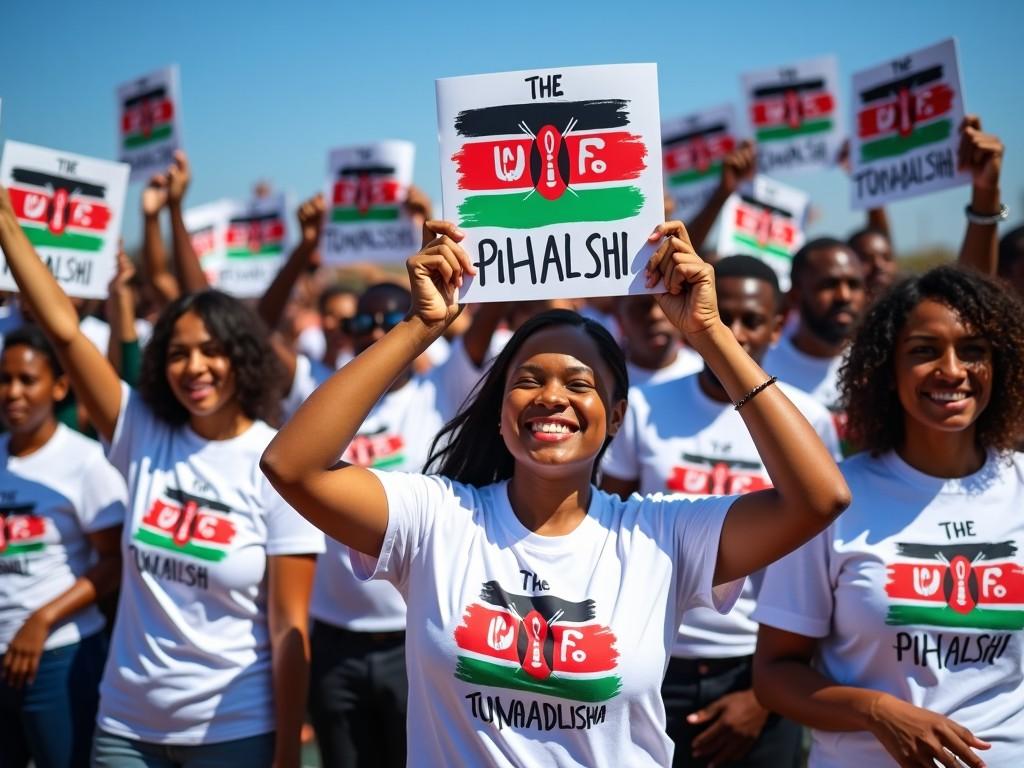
425, 309, 628, 485
840, 265, 1024, 455
139, 290, 286, 427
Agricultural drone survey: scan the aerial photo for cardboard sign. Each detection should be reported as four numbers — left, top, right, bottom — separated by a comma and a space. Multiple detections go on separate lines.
321, 141, 418, 264
117, 65, 183, 183
0, 140, 129, 299
742, 55, 843, 174
849, 38, 968, 209
185, 195, 289, 298
437, 63, 664, 303
716, 175, 808, 291
662, 104, 736, 222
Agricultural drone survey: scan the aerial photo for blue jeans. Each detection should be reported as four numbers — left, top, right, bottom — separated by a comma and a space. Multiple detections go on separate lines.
0, 630, 108, 768
91, 730, 275, 768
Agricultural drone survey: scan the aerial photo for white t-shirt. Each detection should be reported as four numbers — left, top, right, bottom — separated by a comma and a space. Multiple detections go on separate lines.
626, 346, 704, 389
754, 451, 1024, 768
0, 425, 126, 652
97, 384, 325, 745
762, 336, 844, 411
79, 314, 153, 353
309, 375, 446, 632
603, 373, 840, 658
353, 472, 742, 767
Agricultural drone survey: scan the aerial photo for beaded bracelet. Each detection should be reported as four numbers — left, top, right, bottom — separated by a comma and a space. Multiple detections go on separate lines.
733, 376, 778, 411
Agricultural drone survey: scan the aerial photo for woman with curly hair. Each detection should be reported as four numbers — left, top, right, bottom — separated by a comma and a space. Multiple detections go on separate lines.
0, 185, 324, 768
753, 265, 1024, 768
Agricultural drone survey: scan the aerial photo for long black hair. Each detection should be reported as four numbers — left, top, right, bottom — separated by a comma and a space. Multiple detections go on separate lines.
425, 309, 628, 485
139, 290, 285, 426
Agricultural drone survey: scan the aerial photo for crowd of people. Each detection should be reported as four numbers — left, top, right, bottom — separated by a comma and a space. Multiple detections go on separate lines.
0, 111, 1021, 768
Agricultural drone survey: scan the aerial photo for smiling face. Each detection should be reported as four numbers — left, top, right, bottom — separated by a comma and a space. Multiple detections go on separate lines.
0, 345, 66, 434
164, 311, 239, 419
895, 299, 993, 439
500, 325, 625, 479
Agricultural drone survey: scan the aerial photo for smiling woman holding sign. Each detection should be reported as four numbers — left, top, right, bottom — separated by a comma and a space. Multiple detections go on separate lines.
261, 217, 850, 766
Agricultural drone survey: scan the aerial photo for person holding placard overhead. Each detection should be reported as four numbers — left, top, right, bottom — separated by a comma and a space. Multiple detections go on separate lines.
260, 217, 851, 767
0, 183, 325, 768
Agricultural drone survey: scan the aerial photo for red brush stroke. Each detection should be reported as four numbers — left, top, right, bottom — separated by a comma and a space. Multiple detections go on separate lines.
663, 135, 736, 174
751, 92, 834, 128
8, 186, 110, 233
121, 99, 174, 134
857, 84, 953, 140
332, 179, 401, 208
142, 500, 236, 546
734, 204, 798, 249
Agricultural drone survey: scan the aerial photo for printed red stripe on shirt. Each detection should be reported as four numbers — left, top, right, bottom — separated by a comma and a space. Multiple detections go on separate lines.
885, 562, 1024, 607
142, 500, 236, 546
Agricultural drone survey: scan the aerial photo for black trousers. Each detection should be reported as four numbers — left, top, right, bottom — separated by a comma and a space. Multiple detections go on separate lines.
308, 619, 408, 768
662, 655, 803, 768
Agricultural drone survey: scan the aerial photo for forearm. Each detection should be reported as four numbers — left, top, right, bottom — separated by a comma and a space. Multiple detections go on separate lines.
107, 289, 138, 376
867, 207, 890, 241
35, 554, 121, 628
958, 185, 1001, 275
258, 243, 314, 330
688, 186, 730, 255
143, 212, 179, 304
271, 621, 310, 768
168, 202, 209, 294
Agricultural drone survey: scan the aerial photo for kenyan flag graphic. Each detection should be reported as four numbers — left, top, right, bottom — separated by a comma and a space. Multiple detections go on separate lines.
857, 65, 954, 163
729, 195, 800, 261
121, 86, 175, 150
884, 541, 1024, 630
225, 212, 285, 259
750, 78, 835, 142
454, 580, 621, 703
6, 168, 111, 253
133, 488, 237, 563
668, 453, 770, 496
331, 164, 403, 223
190, 225, 216, 260
0, 503, 46, 557
662, 122, 735, 187
451, 100, 648, 229
343, 429, 406, 470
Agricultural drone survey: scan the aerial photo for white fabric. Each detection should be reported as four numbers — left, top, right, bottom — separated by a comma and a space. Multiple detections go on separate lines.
352, 473, 742, 767
754, 451, 1024, 768
0, 425, 126, 652
79, 314, 152, 354
310, 376, 446, 632
626, 346, 703, 389
296, 325, 327, 364
98, 383, 325, 745
762, 336, 844, 410
603, 373, 840, 658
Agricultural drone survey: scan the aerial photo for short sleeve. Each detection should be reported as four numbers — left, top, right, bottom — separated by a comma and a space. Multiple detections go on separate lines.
349, 469, 450, 590
105, 381, 161, 478
751, 526, 834, 638
671, 494, 745, 615
78, 450, 128, 533
601, 389, 640, 482
263, 479, 325, 556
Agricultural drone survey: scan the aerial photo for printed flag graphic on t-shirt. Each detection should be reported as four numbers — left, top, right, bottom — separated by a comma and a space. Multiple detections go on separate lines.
856, 65, 955, 163
225, 211, 286, 259
133, 488, 237, 563
120, 85, 175, 151
330, 164, 404, 223
342, 428, 406, 470
6, 168, 112, 253
0, 502, 45, 556
453, 580, 621, 703
451, 100, 648, 229
667, 453, 771, 496
884, 541, 1024, 630
751, 77, 835, 143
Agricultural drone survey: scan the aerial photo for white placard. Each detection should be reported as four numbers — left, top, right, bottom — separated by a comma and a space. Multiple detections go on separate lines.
321, 141, 418, 265
662, 104, 737, 222
716, 175, 809, 291
0, 140, 129, 299
117, 65, 183, 183
437, 63, 664, 303
741, 55, 844, 174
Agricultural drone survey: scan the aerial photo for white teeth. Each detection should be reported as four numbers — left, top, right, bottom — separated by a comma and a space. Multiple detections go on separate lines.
928, 392, 968, 402
532, 422, 572, 434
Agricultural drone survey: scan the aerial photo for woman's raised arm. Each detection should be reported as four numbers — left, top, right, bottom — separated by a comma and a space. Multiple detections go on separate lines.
0, 186, 123, 441
260, 221, 475, 556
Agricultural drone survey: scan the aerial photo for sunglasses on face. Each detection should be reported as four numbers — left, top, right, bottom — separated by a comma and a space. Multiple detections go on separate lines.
345, 310, 406, 336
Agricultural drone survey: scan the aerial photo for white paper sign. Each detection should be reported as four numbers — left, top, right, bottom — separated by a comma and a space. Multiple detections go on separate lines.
0, 140, 129, 299
321, 141, 418, 265
662, 104, 736, 222
849, 38, 968, 209
185, 195, 289, 298
437, 63, 664, 303
742, 55, 843, 174
716, 175, 809, 291
117, 65, 183, 183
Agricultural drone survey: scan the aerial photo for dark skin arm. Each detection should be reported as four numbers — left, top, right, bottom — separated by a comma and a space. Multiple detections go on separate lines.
257, 194, 325, 333
165, 150, 210, 294
956, 115, 1004, 276
141, 173, 180, 306
686, 140, 756, 255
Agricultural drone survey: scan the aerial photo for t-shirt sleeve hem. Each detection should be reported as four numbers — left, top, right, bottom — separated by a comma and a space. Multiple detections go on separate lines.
105, 380, 133, 459
750, 605, 830, 638
349, 469, 401, 583
265, 535, 326, 556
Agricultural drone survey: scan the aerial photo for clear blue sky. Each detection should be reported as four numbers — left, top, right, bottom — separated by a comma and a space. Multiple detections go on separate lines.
1, 0, 1021, 256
